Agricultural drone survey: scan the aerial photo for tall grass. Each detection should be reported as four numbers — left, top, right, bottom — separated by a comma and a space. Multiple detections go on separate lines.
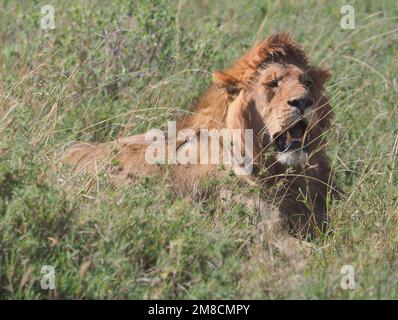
0, 0, 397, 299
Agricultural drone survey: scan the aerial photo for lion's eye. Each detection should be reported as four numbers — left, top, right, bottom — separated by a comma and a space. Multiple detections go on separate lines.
266, 80, 278, 88
303, 79, 313, 88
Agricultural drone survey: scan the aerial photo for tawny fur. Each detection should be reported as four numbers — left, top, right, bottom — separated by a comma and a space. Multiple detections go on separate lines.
62, 33, 339, 240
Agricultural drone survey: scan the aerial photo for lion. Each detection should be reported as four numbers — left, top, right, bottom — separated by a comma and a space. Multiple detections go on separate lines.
62, 33, 339, 243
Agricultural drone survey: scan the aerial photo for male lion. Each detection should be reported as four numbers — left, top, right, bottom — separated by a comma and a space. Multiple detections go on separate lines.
63, 33, 339, 242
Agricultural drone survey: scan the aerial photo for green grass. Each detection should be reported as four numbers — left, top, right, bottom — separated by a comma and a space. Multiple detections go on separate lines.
1, 0, 397, 299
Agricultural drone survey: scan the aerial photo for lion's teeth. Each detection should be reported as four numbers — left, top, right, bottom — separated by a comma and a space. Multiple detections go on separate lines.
291, 137, 303, 143
286, 131, 292, 144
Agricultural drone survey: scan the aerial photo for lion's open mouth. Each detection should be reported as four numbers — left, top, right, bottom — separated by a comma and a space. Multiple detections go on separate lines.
274, 120, 308, 153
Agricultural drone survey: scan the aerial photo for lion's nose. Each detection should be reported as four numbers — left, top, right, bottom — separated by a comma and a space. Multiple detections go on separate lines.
288, 97, 314, 113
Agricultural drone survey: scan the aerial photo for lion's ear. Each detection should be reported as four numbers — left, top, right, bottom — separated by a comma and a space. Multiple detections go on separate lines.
213, 71, 242, 97
310, 67, 333, 131
310, 67, 332, 88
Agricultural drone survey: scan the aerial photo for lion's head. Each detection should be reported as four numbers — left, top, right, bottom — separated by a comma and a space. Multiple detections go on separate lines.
213, 33, 332, 168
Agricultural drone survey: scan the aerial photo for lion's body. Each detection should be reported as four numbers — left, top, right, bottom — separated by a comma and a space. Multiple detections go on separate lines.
62, 34, 338, 239
63, 139, 219, 191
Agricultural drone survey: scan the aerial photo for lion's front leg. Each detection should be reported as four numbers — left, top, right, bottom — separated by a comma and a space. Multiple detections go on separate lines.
219, 187, 314, 258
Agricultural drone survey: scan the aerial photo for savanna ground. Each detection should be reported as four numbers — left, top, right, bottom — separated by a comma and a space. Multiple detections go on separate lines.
0, 0, 397, 299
